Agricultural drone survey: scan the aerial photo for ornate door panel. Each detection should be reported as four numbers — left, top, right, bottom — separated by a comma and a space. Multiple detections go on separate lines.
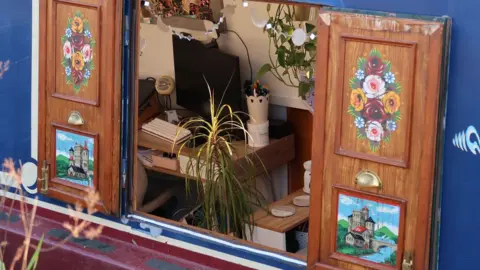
308, 9, 451, 270
38, 0, 122, 214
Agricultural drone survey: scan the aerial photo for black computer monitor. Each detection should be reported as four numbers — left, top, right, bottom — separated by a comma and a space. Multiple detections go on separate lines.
138, 78, 156, 114
172, 36, 243, 120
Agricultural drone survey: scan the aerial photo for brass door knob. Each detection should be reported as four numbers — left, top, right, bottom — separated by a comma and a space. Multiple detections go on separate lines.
355, 170, 382, 189
67, 111, 84, 126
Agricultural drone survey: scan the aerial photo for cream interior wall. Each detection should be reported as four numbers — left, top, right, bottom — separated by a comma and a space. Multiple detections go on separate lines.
138, 1, 313, 110
216, 1, 312, 110
138, 23, 175, 79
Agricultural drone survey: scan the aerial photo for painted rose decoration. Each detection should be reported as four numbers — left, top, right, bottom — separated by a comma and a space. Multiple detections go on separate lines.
348, 49, 402, 152
61, 11, 95, 93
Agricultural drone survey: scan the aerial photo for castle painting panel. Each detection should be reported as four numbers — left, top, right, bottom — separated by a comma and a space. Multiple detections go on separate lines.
55, 129, 94, 187
335, 188, 404, 268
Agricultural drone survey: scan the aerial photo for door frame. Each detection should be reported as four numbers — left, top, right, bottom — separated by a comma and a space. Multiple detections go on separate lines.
428, 15, 452, 270
119, 0, 139, 216
306, 7, 451, 270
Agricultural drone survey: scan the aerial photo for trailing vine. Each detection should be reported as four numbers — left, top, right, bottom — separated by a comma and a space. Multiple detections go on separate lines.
256, 4, 317, 99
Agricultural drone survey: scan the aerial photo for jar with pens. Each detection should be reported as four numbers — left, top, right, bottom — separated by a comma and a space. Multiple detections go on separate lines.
245, 80, 270, 148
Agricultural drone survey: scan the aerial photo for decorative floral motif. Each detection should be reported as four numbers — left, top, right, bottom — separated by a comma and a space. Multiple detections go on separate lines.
347, 49, 402, 152
363, 75, 386, 99
61, 11, 96, 93
355, 69, 365, 80
382, 91, 401, 114
354, 117, 365, 129
350, 88, 367, 111
365, 121, 384, 142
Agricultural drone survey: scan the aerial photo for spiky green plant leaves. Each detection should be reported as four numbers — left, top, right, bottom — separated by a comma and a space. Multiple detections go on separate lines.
174, 76, 266, 238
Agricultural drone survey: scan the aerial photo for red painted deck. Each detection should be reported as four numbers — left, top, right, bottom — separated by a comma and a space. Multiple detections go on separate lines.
0, 204, 253, 270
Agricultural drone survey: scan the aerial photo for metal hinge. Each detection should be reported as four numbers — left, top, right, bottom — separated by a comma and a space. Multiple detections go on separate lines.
402, 251, 413, 270
39, 160, 49, 194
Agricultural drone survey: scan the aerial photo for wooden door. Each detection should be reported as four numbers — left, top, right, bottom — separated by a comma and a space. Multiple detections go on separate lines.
308, 8, 451, 270
38, 0, 122, 214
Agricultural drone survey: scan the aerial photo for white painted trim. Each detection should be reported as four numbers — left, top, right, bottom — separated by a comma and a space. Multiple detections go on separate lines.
31, 0, 39, 160
0, 189, 304, 270
130, 214, 306, 267
1, 164, 38, 194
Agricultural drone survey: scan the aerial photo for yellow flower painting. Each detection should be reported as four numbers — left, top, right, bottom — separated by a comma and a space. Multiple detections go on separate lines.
71, 52, 85, 71
350, 88, 367, 111
347, 49, 402, 152
71, 16, 84, 33
382, 92, 401, 114
61, 11, 95, 93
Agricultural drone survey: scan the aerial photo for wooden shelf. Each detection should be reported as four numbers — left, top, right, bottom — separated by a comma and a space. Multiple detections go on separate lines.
137, 130, 296, 180
252, 189, 309, 233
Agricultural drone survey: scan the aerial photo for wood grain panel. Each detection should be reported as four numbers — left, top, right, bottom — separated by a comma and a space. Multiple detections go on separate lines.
307, 10, 449, 270
52, 0, 101, 105
110, 0, 123, 217
335, 36, 415, 168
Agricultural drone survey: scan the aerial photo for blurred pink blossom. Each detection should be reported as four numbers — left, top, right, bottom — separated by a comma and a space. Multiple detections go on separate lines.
0, 60, 10, 79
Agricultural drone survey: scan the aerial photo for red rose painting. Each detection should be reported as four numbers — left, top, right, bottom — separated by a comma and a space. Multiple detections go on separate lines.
347, 49, 402, 152
61, 11, 96, 93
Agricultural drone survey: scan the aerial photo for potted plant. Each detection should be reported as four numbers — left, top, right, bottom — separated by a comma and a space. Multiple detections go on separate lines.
256, 4, 317, 111
173, 77, 265, 238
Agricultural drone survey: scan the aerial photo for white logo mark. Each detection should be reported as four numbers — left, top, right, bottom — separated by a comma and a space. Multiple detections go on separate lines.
452, 126, 480, 155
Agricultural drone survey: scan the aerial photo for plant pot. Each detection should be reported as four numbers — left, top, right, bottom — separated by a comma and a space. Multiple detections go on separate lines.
246, 94, 269, 124
247, 120, 269, 148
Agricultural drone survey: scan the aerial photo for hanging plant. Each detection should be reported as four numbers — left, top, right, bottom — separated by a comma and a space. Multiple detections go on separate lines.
256, 4, 317, 101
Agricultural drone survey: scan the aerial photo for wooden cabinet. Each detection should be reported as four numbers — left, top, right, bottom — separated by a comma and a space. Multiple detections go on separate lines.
308, 8, 451, 270
38, 0, 122, 214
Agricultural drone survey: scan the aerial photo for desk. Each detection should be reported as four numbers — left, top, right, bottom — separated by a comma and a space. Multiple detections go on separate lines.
245, 189, 309, 251
137, 130, 295, 180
